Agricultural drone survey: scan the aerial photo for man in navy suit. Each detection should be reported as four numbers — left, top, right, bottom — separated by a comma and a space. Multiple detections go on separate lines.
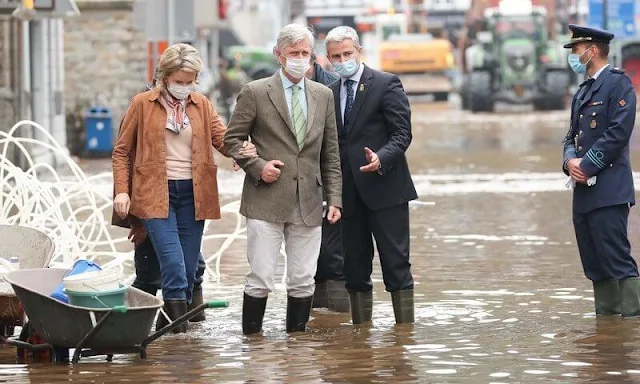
304, 53, 351, 313
563, 24, 640, 317
325, 26, 418, 324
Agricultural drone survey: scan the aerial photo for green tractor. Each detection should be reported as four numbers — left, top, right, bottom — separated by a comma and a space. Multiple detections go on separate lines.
461, 5, 570, 112
224, 45, 280, 80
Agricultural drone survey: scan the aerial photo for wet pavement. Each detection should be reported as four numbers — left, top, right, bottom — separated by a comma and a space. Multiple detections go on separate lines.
2, 98, 640, 383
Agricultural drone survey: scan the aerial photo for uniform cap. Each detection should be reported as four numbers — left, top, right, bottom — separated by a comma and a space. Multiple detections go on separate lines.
564, 24, 614, 48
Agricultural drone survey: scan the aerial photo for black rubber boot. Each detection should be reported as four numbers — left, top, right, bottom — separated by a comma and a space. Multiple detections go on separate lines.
593, 279, 621, 316
327, 280, 350, 313
286, 295, 313, 333
391, 289, 415, 324
349, 291, 373, 324
188, 285, 206, 322
156, 299, 189, 334
242, 293, 267, 335
620, 277, 640, 318
312, 282, 329, 309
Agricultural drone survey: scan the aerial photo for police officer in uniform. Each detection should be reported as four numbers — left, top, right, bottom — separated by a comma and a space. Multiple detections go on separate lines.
563, 24, 640, 317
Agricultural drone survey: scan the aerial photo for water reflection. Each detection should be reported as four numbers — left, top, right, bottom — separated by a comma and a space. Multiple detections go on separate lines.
4, 104, 640, 382
570, 318, 640, 383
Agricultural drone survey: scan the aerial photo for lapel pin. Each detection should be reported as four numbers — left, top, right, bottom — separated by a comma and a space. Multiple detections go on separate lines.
360, 84, 365, 92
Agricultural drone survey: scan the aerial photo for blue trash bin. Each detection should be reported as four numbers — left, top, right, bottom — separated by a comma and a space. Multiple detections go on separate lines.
84, 106, 113, 154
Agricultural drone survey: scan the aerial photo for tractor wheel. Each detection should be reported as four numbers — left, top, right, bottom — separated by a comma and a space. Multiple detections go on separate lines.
535, 70, 570, 110
469, 71, 494, 112
434, 92, 449, 102
460, 75, 470, 110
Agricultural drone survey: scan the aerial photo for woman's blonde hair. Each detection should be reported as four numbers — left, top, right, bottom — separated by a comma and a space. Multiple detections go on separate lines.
155, 43, 203, 89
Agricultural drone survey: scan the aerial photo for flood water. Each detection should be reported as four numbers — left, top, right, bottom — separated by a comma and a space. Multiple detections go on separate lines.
2, 99, 640, 383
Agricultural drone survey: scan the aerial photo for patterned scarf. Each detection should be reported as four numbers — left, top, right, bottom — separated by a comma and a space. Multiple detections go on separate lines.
161, 91, 189, 134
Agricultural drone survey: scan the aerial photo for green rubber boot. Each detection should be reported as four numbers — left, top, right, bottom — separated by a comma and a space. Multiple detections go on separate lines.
349, 291, 373, 324
620, 277, 640, 318
593, 279, 621, 316
327, 280, 350, 313
391, 289, 415, 324
312, 282, 328, 309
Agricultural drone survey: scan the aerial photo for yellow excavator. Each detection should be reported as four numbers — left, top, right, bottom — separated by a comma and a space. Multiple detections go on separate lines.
378, 33, 455, 100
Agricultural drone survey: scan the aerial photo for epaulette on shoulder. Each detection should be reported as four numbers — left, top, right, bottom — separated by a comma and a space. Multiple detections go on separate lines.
611, 67, 625, 74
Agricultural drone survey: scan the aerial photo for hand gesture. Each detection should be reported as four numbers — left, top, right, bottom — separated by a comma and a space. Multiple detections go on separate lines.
238, 140, 257, 157
327, 206, 342, 224
114, 193, 131, 219
128, 225, 147, 247
261, 160, 284, 183
567, 158, 587, 184
360, 147, 381, 173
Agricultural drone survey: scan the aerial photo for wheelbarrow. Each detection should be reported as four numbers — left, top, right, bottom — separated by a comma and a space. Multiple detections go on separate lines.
0, 225, 55, 336
4, 268, 229, 363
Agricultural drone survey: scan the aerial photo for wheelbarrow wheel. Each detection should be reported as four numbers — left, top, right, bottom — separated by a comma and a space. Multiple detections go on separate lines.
16, 321, 63, 363
16, 321, 31, 360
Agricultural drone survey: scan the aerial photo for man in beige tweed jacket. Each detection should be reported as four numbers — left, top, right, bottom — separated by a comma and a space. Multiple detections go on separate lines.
224, 24, 342, 335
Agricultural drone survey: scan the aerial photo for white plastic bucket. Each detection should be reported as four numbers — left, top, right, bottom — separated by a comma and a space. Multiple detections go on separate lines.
62, 267, 121, 293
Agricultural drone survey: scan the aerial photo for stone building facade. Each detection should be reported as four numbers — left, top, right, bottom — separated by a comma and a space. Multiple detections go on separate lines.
64, 0, 147, 127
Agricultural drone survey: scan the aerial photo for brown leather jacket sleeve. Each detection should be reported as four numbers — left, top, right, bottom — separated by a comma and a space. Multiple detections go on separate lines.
111, 98, 142, 229
208, 99, 228, 157
112, 98, 140, 195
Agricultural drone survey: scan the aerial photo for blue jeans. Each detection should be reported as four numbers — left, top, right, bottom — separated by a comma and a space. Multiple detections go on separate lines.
143, 179, 204, 302
132, 237, 206, 295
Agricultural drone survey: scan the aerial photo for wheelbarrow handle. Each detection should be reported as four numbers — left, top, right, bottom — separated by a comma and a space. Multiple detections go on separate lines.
206, 300, 229, 308
111, 305, 128, 313
141, 300, 229, 348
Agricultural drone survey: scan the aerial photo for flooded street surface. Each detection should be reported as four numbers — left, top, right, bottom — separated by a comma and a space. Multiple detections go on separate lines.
3, 100, 640, 383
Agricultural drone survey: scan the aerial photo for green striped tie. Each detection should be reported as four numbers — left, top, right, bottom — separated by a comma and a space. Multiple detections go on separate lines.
291, 84, 306, 149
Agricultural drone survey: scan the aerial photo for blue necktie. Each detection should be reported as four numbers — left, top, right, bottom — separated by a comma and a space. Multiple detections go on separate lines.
344, 79, 355, 126
579, 78, 595, 101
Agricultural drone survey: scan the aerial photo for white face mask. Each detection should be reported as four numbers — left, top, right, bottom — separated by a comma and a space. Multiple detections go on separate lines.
284, 57, 310, 79
167, 82, 195, 100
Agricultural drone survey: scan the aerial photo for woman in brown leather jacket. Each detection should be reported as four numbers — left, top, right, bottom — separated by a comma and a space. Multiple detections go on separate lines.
112, 43, 255, 333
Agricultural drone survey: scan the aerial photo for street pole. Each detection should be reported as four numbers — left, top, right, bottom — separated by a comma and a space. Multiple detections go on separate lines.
30, 20, 52, 165
20, 21, 31, 123
168, 0, 175, 45
603, 0, 608, 30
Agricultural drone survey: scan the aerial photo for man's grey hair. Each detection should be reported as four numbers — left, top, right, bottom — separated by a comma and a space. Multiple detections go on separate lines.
275, 23, 314, 53
325, 26, 361, 49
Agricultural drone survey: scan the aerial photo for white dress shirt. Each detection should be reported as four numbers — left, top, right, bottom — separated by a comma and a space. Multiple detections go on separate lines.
279, 69, 307, 120
591, 63, 609, 80
339, 62, 365, 124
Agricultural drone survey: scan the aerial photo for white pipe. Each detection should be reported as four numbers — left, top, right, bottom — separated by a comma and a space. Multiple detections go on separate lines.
0, 120, 284, 285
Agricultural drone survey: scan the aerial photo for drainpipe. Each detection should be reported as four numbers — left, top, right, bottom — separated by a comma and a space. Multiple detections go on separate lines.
30, 19, 51, 164
168, 0, 175, 45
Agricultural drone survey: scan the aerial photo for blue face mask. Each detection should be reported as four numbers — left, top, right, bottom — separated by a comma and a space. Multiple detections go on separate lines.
567, 48, 592, 75
333, 59, 360, 78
